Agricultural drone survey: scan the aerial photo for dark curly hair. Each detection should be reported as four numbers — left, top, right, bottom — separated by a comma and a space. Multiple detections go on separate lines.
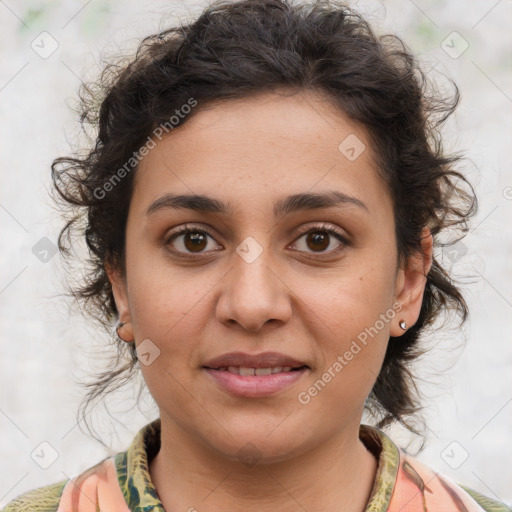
51, 0, 477, 445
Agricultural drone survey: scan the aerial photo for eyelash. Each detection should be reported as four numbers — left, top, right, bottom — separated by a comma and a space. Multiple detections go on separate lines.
164, 223, 350, 259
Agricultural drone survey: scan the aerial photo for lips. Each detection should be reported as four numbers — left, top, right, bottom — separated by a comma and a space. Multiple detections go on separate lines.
202, 351, 309, 371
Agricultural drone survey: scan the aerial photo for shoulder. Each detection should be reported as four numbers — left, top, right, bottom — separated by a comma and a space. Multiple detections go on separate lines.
457, 484, 511, 512
394, 450, 510, 512
360, 425, 510, 512
395, 452, 510, 512
1, 479, 68, 512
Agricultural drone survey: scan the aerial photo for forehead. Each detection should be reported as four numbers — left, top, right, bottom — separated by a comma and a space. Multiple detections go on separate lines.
131, 89, 392, 222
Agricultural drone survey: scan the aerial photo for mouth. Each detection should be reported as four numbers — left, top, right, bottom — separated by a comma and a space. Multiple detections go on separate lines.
202, 365, 309, 376
202, 351, 310, 371
202, 365, 310, 397
201, 352, 310, 397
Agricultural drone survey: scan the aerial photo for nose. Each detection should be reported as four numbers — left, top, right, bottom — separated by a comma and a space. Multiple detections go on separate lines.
216, 250, 293, 333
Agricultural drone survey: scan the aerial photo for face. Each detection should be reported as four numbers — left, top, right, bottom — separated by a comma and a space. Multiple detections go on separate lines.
109, 89, 431, 463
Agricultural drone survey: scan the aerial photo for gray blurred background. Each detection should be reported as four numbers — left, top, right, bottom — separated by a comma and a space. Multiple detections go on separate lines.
1, 0, 511, 507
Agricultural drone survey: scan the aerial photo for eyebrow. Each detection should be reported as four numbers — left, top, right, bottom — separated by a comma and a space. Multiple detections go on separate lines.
145, 191, 369, 218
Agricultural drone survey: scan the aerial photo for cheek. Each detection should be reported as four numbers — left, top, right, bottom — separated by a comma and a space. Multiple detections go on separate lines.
126, 260, 217, 378
125, 239, 204, 333
129, 272, 211, 413
311, 262, 395, 337
298, 262, 394, 390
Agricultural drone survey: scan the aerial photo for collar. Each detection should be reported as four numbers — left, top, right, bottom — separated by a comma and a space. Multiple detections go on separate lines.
114, 418, 399, 511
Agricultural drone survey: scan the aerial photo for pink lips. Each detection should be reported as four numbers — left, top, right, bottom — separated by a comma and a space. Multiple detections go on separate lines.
203, 351, 308, 370
202, 351, 310, 398
203, 367, 308, 397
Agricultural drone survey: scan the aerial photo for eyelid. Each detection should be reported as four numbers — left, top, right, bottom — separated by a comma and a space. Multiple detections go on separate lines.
292, 222, 349, 242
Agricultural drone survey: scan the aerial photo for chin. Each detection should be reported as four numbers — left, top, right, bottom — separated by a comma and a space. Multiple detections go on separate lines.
205, 429, 310, 466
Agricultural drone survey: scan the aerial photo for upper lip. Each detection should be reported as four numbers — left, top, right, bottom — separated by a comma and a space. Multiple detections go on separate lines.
203, 351, 309, 369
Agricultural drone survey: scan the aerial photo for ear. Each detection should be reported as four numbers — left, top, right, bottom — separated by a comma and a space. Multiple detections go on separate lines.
105, 260, 135, 342
390, 226, 433, 337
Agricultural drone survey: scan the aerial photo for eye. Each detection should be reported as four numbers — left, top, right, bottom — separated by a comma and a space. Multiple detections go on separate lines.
290, 223, 349, 256
164, 222, 349, 258
165, 225, 221, 255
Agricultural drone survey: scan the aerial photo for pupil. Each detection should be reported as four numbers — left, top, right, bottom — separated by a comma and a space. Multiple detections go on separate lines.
307, 232, 328, 251
185, 233, 206, 252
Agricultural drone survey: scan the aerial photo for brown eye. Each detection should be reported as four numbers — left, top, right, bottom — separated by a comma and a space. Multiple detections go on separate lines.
165, 226, 220, 255
292, 225, 349, 256
182, 231, 208, 252
305, 231, 330, 252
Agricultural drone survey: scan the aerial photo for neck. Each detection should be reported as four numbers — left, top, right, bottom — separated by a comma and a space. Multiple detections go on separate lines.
149, 413, 379, 512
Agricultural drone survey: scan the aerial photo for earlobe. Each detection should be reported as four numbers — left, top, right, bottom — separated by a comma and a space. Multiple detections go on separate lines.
391, 227, 433, 336
116, 320, 134, 343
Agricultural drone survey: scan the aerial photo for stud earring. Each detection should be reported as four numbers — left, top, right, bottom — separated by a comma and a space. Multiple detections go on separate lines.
399, 320, 407, 330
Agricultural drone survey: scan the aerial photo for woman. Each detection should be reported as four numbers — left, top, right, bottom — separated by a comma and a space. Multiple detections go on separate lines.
2, 0, 507, 511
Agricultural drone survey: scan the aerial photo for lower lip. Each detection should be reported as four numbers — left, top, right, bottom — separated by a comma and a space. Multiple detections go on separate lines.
203, 368, 308, 397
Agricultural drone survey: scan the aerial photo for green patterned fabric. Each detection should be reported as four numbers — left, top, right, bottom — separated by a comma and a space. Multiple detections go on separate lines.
360, 425, 400, 511
115, 419, 163, 511
460, 486, 511, 512
1, 480, 67, 512
2, 419, 509, 511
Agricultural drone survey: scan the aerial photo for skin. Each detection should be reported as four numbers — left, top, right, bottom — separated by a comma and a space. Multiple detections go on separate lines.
108, 88, 433, 512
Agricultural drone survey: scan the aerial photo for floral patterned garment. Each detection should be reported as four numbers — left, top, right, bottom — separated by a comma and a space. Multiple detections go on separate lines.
2, 418, 509, 512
